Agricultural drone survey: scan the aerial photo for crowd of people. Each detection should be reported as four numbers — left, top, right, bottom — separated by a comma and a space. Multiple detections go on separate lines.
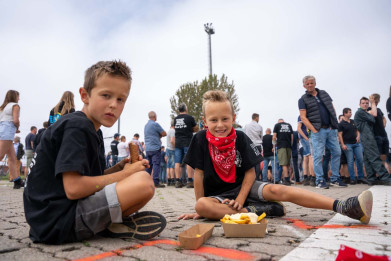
0, 60, 389, 244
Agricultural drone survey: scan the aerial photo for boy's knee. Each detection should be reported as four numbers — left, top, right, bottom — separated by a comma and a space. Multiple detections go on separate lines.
195, 197, 210, 216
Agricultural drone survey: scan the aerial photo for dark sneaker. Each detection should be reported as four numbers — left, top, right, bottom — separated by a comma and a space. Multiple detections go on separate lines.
155, 183, 165, 188
247, 201, 286, 217
102, 211, 166, 240
357, 178, 369, 185
350, 180, 357, 185
13, 178, 25, 189
303, 177, 310, 186
338, 190, 373, 224
282, 179, 291, 186
330, 179, 348, 187
175, 181, 183, 188
309, 177, 316, 187
316, 180, 329, 189
378, 180, 391, 186
186, 181, 194, 188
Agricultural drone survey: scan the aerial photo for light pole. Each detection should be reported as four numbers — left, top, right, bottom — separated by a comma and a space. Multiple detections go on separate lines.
204, 23, 215, 76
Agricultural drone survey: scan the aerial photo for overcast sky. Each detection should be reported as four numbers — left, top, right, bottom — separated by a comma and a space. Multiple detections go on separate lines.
1, 0, 390, 152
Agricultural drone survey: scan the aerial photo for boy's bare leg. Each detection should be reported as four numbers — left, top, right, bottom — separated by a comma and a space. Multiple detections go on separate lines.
262, 184, 333, 210
116, 171, 155, 216
186, 165, 194, 179
195, 197, 248, 220
174, 163, 181, 179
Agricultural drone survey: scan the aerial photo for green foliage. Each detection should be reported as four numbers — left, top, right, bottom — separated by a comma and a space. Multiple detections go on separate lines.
170, 74, 240, 124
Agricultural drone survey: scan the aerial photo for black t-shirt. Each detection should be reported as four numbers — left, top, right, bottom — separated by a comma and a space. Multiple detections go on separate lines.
262, 134, 273, 157
174, 114, 196, 148
338, 119, 358, 144
23, 111, 106, 244
373, 108, 387, 137
273, 122, 293, 148
387, 97, 391, 122
110, 140, 119, 155
184, 130, 261, 197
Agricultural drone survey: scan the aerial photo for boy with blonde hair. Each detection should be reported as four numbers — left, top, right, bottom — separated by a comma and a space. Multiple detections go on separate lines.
179, 90, 372, 224
24, 61, 166, 244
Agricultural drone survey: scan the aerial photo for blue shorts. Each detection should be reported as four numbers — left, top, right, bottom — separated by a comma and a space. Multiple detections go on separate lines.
166, 149, 175, 168
174, 147, 189, 164
300, 138, 311, 156
0, 121, 16, 141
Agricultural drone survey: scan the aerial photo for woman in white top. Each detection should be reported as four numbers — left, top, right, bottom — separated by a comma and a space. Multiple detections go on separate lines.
0, 90, 24, 189
117, 136, 129, 161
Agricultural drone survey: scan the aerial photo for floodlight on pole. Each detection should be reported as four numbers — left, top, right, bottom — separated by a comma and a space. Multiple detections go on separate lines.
204, 23, 215, 76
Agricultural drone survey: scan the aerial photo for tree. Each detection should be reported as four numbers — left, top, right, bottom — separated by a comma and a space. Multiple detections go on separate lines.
170, 74, 240, 124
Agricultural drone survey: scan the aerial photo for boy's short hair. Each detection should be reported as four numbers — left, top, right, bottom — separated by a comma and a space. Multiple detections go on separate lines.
360, 97, 369, 103
202, 90, 234, 116
252, 113, 259, 120
83, 60, 132, 95
31, 126, 37, 131
134, 133, 139, 138
342, 108, 351, 115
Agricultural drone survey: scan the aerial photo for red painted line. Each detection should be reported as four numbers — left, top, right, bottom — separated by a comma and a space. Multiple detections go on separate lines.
73, 239, 255, 261
284, 218, 378, 230
193, 246, 255, 260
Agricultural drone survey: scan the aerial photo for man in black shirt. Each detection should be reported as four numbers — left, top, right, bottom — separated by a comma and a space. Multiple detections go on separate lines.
110, 133, 120, 165
273, 119, 293, 186
174, 103, 199, 188
338, 108, 367, 185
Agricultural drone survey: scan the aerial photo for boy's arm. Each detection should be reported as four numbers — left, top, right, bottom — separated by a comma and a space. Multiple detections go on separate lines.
225, 167, 255, 211
63, 160, 149, 200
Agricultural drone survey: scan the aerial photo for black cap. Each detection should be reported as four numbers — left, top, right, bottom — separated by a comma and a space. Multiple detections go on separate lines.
114, 133, 120, 138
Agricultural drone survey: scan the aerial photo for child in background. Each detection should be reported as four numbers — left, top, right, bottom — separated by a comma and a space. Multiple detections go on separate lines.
178, 90, 372, 225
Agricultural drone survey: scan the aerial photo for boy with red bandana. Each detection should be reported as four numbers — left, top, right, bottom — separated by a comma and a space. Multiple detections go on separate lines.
178, 90, 373, 224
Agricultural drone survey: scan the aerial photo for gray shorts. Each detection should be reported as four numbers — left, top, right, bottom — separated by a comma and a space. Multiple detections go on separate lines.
210, 181, 269, 205
75, 183, 122, 241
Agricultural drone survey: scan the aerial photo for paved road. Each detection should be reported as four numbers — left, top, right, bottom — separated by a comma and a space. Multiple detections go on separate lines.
0, 181, 390, 260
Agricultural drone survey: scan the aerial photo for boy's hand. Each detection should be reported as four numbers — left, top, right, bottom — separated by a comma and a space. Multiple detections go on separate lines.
178, 213, 202, 220
117, 158, 130, 170
222, 198, 243, 211
123, 159, 150, 174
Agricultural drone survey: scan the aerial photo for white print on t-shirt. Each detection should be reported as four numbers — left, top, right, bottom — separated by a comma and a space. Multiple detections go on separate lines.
250, 143, 260, 156
24, 152, 37, 188
280, 124, 291, 132
175, 118, 187, 129
235, 150, 242, 167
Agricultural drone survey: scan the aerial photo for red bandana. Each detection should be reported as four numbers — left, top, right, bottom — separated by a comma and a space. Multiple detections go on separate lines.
206, 128, 237, 183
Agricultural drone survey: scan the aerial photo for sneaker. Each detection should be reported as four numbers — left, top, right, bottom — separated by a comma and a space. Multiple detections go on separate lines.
155, 183, 165, 188
175, 181, 183, 188
378, 180, 391, 186
338, 190, 373, 224
186, 181, 194, 188
303, 177, 310, 186
13, 178, 25, 189
357, 178, 369, 185
367, 179, 378, 186
102, 211, 166, 240
316, 180, 329, 189
309, 177, 316, 187
330, 179, 348, 187
282, 179, 291, 186
350, 180, 357, 185
247, 201, 286, 217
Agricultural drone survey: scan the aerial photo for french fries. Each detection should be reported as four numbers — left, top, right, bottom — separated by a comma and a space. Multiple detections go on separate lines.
220, 212, 266, 224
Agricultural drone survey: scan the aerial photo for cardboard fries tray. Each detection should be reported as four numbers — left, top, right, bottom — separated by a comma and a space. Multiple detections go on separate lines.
222, 219, 268, 238
178, 223, 215, 250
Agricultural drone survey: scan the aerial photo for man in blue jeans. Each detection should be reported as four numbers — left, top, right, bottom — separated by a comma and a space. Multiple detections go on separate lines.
298, 75, 347, 189
144, 111, 167, 188
338, 108, 368, 185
